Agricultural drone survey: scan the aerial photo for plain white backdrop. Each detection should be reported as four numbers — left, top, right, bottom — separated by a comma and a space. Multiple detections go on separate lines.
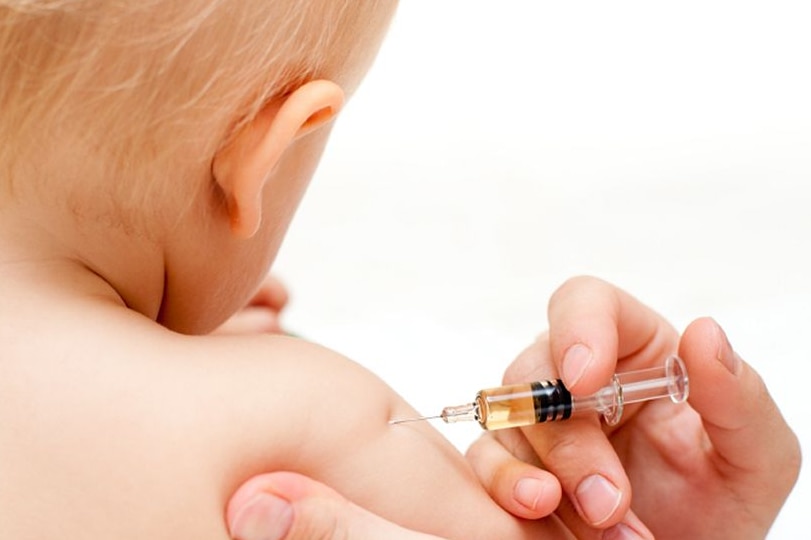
274, 2, 810, 537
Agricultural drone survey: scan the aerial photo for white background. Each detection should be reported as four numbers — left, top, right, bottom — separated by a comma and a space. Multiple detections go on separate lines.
274, 2, 810, 537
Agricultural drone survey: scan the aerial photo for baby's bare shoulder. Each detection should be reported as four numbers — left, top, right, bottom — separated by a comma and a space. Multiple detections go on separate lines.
2, 301, 567, 539
0, 302, 403, 538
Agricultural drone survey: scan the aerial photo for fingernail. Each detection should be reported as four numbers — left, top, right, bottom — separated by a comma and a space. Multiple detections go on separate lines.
514, 477, 545, 511
603, 522, 646, 540
230, 493, 293, 540
563, 343, 593, 389
575, 474, 622, 526
714, 321, 741, 375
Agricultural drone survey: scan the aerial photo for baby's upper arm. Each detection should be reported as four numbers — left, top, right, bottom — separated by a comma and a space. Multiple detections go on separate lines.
2, 324, 566, 539
175, 334, 567, 539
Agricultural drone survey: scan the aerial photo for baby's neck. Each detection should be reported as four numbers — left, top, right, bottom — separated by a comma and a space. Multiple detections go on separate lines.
0, 191, 166, 322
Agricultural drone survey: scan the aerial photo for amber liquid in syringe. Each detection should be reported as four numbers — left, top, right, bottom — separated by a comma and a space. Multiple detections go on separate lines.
475, 379, 574, 429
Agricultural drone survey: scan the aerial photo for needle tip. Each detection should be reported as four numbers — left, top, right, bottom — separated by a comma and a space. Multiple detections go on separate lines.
389, 415, 440, 426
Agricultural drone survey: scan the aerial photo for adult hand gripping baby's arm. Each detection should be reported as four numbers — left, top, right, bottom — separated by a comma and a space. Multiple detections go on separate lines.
227, 472, 446, 540
465, 276, 801, 539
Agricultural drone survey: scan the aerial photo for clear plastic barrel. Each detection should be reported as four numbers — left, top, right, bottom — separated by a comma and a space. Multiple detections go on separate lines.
573, 355, 689, 426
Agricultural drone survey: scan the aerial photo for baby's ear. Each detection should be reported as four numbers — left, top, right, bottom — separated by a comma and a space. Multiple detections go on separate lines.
212, 80, 344, 238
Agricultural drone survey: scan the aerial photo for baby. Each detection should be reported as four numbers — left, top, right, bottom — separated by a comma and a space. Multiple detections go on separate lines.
0, 1, 800, 539
0, 0, 559, 538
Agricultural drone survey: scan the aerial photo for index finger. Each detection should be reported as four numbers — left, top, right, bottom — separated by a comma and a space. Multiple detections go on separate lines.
546, 276, 678, 395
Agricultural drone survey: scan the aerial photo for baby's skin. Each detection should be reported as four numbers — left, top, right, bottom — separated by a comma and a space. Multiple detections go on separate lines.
0, 271, 571, 539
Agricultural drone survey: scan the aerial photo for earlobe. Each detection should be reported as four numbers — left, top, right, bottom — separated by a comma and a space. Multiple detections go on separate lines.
211, 80, 345, 238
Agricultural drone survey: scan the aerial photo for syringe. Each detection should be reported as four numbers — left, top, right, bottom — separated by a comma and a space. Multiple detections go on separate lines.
391, 356, 688, 430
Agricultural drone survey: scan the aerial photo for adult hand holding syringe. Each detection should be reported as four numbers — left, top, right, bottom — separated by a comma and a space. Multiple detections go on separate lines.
450, 277, 800, 539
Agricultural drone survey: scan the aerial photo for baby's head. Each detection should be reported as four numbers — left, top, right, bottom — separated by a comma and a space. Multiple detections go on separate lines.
0, 0, 396, 332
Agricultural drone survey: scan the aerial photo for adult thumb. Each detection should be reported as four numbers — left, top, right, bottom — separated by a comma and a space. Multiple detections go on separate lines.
679, 318, 800, 505
227, 472, 446, 540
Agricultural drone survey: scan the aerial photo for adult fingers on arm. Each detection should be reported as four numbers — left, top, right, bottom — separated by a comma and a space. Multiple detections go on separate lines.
466, 428, 652, 538
502, 323, 646, 532
680, 318, 802, 523
547, 276, 677, 394
503, 336, 632, 529
466, 431, 562, 519
227, 472, 446, 540
521, 419, 635, 530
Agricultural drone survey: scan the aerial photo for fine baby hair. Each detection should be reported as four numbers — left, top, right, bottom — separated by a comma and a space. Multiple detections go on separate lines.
0, 0, 386, 204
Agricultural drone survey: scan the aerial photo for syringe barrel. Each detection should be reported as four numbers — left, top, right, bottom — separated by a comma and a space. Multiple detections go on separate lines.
614, 355, 689, 406
573, 355, 689, 425
476, 379, 573, 430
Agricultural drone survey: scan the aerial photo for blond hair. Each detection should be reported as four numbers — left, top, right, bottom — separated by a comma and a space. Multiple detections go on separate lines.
0, 0, 389, 215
